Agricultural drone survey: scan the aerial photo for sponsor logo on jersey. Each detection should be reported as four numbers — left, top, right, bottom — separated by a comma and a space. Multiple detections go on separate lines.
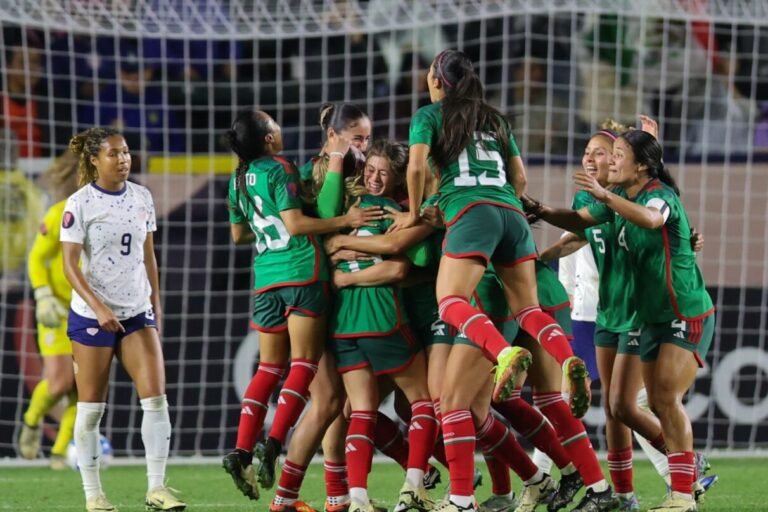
62, 211, 75, 229
86, 327, 99, 336
38, 222, 48, 235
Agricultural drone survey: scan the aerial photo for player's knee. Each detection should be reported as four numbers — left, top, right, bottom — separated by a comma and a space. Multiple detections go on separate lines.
47, 377, 73, 397
308, 395, 344, 424
610, 395, 636, 424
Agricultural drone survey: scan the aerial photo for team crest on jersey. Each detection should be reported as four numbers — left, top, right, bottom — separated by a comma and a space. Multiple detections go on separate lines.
286, 181, 299, 199
62, 211, 75, 229
39, 222, 48, 235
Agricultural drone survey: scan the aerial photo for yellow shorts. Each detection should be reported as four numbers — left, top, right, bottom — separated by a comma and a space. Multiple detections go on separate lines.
37, 321, 72, 357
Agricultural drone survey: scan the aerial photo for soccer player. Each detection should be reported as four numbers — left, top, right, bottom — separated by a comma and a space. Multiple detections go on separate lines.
62, 128, 184, 511
222, 110, 381, 503
532, 130, 714, 512
329, 140, 438, 512
19, 151, 79, 470
392, 49, 587, 512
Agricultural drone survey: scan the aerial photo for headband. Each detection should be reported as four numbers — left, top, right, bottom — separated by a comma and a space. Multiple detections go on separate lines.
594, 129, 618, 141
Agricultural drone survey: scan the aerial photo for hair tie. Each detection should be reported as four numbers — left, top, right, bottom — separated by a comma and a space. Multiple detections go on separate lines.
436, 51, 455, 90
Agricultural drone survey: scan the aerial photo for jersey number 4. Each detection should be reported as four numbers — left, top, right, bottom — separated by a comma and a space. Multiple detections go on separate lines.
453, 132, 507, 188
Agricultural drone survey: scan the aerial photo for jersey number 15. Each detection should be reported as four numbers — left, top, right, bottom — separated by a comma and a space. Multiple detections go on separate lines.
453, 132, 507, 188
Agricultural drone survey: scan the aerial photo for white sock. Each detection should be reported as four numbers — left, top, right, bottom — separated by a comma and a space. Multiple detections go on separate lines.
141, 395, 171, 490
634, 388, 670, 483
588, 479, 609, 493
405, 468, 425, 488
560, 462, 577, 476
350, 487, 369, 504
531, 448, 553, 474
449, 495, 474, 508
524, 469, 545, 486
75, 402, 106, 500
326, 494, 349, 506
672, 491, 695, 502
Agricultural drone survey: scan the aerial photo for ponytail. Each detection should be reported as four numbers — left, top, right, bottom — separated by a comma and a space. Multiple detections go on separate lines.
226, 110, 274, 217
68, 127, 121, 188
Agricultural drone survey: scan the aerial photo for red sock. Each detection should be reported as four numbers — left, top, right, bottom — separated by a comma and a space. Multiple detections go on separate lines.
607, 447, 634, 493
346, 411, 377, 489
442, 409, 476, 496
484, 454, 512, 496
651, 433, 668, 454
476, 414, 538, 481
235, 362, 286, 451
494, 390, 571, 470
535, 392, 604, 486
432, 399, 449, 468
439, 296, 508, 360
374, 412, 409, 469
516, 306, 573, 365
274, 459, 307, 505
668, 451, 695, 495
324, 460, 348, 499
268, 359, 318, 444
407, 400, 439, 471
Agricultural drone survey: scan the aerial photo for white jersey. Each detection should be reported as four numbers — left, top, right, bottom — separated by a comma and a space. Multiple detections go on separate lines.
558, 237, 599, 322
60, 181, 157, 320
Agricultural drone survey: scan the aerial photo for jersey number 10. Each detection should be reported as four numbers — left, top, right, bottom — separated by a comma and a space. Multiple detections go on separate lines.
453, 132, 507, 188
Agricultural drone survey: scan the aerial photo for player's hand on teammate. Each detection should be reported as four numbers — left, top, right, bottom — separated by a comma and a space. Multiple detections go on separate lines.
386, 210, 419, 233
574, 170, 609, 201
691, 227, 705, 252
33, 286, 68, 328
420, 205, 444, 229
520, 194, 546, 223
95, 304, 125, 333
345, 197, 384, 228
330, 249, 374, 266
326, 128, 351, 157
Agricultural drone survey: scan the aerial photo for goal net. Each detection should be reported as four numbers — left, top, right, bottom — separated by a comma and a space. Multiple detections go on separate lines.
1, 0, 767, 458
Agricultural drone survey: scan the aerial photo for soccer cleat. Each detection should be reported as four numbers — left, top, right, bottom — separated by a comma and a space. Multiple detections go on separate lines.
514, 474, 556, 512
474, 468, 484, 489
50, 453, 68, 470
694, 474, 718, 502
562, 356, 591, 419
86, 494, 118, 512
222, 451, 259, 500
348, 500, 377, 512
424, 465, 442, 490
569, 487, 620, 512
145, 486, 186, 511
393, 481, 435, 512
547, 472, 583, 512
18, 423, 41, 459
478, 493, 517, 512
694, 452, 710, 476
324, 500, 387, 512
493, 347, 533, 402
256, 437, 281, 489
617, 494, 640, 511
270, 500, 318, 512
434, 500, 478, 511
648, 494, 697, 512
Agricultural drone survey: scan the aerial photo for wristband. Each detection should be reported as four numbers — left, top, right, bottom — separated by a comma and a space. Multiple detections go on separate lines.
329, 151, 346, 158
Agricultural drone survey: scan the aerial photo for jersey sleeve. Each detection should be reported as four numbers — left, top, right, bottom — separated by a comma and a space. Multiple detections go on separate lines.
409, 106, 435, 146
585, 201, 614, 224
645, 197, 671, 224
27, 205, 62, 289
508, 132, 521, 157
227, 174, 246, 224
316, 171, 344, 219
60, 195, 86, 244
273, 164, 303, 212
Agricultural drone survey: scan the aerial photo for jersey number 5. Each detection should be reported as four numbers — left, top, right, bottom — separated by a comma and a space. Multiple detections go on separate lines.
592, 228, 606, 254
453, 132, 507, 187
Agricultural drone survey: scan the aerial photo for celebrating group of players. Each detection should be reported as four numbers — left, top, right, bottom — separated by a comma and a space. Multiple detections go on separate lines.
18, 48, 716, 512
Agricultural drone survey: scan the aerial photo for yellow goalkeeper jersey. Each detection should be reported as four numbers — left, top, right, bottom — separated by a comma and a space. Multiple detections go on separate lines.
28, 199, 71, 302
0, 169, 42, 274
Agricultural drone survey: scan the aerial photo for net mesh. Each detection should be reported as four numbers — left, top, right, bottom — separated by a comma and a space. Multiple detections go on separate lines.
1, 0, 767, 458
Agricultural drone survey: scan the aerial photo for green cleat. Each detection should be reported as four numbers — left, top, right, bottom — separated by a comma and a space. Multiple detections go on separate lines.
492, 346, 533, 402
562, 356, 591, 418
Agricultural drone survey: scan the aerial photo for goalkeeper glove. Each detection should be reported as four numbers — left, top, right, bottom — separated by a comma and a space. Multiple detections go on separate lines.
34, 286, 68, 328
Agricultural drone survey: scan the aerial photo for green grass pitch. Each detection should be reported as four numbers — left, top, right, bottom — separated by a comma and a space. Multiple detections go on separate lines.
0, 458, 761, 511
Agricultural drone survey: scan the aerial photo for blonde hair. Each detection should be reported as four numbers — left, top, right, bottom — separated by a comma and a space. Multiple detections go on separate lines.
41, 150, 79, 201
600, 118, 630, 134
68, 127, 122, 187
301, 154, 366, 206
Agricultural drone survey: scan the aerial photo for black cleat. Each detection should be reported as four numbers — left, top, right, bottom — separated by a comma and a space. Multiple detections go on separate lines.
257, 437, 281, 489
424, 465, 442, 490
570, 487, 620, 512
547, 472, 583, 512
222, 450, 259, 500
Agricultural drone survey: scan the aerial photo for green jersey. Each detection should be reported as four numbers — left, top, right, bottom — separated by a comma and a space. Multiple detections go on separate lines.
333, 195, 409, 337
586, 189, 640, 332
535, 260, 570, 309
298, 156, 319, 182
619, 179, 713, 322
227, 156, 327, 292
408, 101, 523, 224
